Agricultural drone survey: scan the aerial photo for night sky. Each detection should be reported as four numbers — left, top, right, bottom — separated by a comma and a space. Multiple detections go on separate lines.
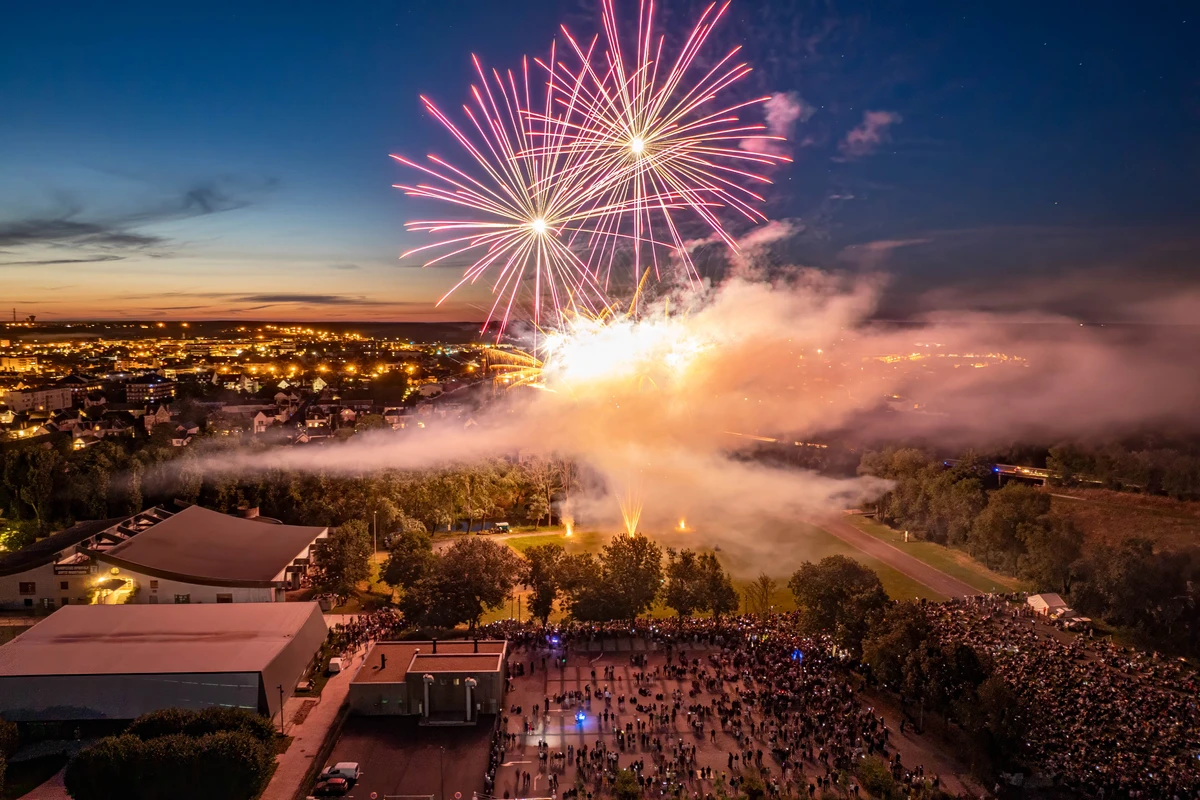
2, 1, 1195, 321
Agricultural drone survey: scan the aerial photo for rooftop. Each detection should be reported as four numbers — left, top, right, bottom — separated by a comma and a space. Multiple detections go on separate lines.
0, 602, 324, 676
353, 641, 506, 684
92, 504, 327, 585
0, 516, 132, 577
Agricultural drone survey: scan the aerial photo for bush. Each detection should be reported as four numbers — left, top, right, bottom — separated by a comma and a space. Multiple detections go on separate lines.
854, 755, 900, 800
0, 715, 17, 758
65, 717, 275, 800
64, 734, 144, 800
126, 706, 275, 744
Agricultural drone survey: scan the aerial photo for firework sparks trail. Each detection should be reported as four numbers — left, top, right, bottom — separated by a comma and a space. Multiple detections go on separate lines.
543, 0, 793, 290
619, 471, 644, 537
394, 46, 615, 334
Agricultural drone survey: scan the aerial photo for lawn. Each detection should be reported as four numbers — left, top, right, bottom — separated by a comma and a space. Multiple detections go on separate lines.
841, 515, 1023, 593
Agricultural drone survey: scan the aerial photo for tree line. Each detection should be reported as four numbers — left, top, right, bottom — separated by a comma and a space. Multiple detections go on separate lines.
0, 433, 577, 546
860, 447, 1200, 657
378, 532, 739, 629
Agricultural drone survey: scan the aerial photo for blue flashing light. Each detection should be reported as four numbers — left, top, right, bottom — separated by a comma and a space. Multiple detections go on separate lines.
550, 636, 560, 647
575, 709, 586, 724
791, 649, 804, 663
993, 467, 1000, 473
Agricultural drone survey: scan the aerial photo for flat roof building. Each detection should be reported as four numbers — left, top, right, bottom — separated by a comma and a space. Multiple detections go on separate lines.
0, 602, 327, 722
349, 640, 506, 724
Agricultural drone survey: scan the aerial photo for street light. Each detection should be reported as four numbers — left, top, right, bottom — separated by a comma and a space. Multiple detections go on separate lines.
439, 745, 446, 800
277, 684, 285, 734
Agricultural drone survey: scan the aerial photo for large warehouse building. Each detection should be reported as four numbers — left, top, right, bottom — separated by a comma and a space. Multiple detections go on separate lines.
349, 640, 506, 723
0, 602, 327, 722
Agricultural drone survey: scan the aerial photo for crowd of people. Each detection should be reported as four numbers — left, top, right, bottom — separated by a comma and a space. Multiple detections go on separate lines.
327, 608, 404, 654
483, 616, 944, 799
923, 595, 1200, 798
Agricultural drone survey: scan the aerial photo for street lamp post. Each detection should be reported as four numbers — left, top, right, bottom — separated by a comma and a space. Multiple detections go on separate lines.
439, 745, 446, 800
277, 684, 285, 734
373, 510, 378, 554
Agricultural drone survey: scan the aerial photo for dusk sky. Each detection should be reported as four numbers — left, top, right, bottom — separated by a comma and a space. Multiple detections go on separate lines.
2, 1, 1195, 322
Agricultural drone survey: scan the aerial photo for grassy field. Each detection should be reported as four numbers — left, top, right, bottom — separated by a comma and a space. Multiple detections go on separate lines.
1048, 488, 1200, 551
841, 515, 1023, 593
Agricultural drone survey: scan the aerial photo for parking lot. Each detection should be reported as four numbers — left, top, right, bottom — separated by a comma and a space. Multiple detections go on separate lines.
325, 716, 495, 800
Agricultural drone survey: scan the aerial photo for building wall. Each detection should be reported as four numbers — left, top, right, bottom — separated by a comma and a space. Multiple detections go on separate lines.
0, 671, 261, 722
258, 604, 331, 720
406, 672, 504, 717
348, 681, 410, 716
6, 387, 73, 412
0, 562, 96, 611
102, 566, 279, 605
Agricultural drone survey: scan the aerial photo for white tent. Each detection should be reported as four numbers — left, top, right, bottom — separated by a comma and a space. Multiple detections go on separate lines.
1027, 593, 1069, 616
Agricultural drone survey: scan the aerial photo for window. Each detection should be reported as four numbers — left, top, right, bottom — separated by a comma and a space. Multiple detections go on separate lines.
148, 596, 159, 604
216, 594, 233, 603
18, 582, 35, 595
61, 597, 69, 606
60, 581, 68, 591
23, 599, 32, 607
150, 580, 159, 590
174, 594, 190, 604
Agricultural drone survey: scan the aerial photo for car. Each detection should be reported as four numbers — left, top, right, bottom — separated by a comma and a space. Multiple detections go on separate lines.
321, 762, 361, 785
312, 777, 349, 796
327, 657, 343, 675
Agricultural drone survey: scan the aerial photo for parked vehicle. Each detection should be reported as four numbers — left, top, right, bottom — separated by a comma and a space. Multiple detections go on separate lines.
327, 657, 343, 675
312, 777, 349, 796
320, 762, 361, 786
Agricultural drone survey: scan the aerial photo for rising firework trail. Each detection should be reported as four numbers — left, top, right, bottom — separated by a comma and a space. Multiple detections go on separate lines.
546, 0, 792, 289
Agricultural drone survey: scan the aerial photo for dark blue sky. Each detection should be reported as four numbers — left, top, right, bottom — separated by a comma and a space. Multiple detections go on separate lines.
2, 0, 1195, 320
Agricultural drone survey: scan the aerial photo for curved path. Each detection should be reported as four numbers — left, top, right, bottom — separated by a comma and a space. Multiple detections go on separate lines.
813, 515, 980, 599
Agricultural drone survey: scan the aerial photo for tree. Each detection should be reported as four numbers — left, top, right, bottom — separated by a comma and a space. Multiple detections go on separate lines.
17, 446, 60, 531
315, 520, 373, 597
664, 549, 705, 617
382, 526, 434, 590
969, 483, 1050, 572
743, 573, 777, 616
1017, 514, 1083, 593
613, 769, 642, 800
698, 552, 739, 618
522, 543, 565, 624
401, 537, 521, 630
862, 601, 932, 689
355, 413, 388, 431
599, 534, 663, 619
526, 492, 550, 528
788, 555, 887, 657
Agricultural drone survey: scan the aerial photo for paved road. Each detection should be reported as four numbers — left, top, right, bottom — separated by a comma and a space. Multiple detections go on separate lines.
812, 515, 979, 599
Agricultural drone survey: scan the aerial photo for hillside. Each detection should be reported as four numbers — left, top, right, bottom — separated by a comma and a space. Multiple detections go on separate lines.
1048, 487, 1200, 551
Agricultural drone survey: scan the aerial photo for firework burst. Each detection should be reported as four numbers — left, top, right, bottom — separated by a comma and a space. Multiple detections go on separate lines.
394, 45, 636, 333
545, 0, 792, 289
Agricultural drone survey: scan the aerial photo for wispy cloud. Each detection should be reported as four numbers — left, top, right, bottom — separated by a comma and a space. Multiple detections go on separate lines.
330, 263, 360, 271
837, 110, 902, 160
739, 92, 813, 157
238, 293, 368, 306
0, 254, 128, 266
0, 176, 275, 267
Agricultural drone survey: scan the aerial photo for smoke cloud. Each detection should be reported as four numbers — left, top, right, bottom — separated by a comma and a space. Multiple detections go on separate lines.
183, 248, 1200, 547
